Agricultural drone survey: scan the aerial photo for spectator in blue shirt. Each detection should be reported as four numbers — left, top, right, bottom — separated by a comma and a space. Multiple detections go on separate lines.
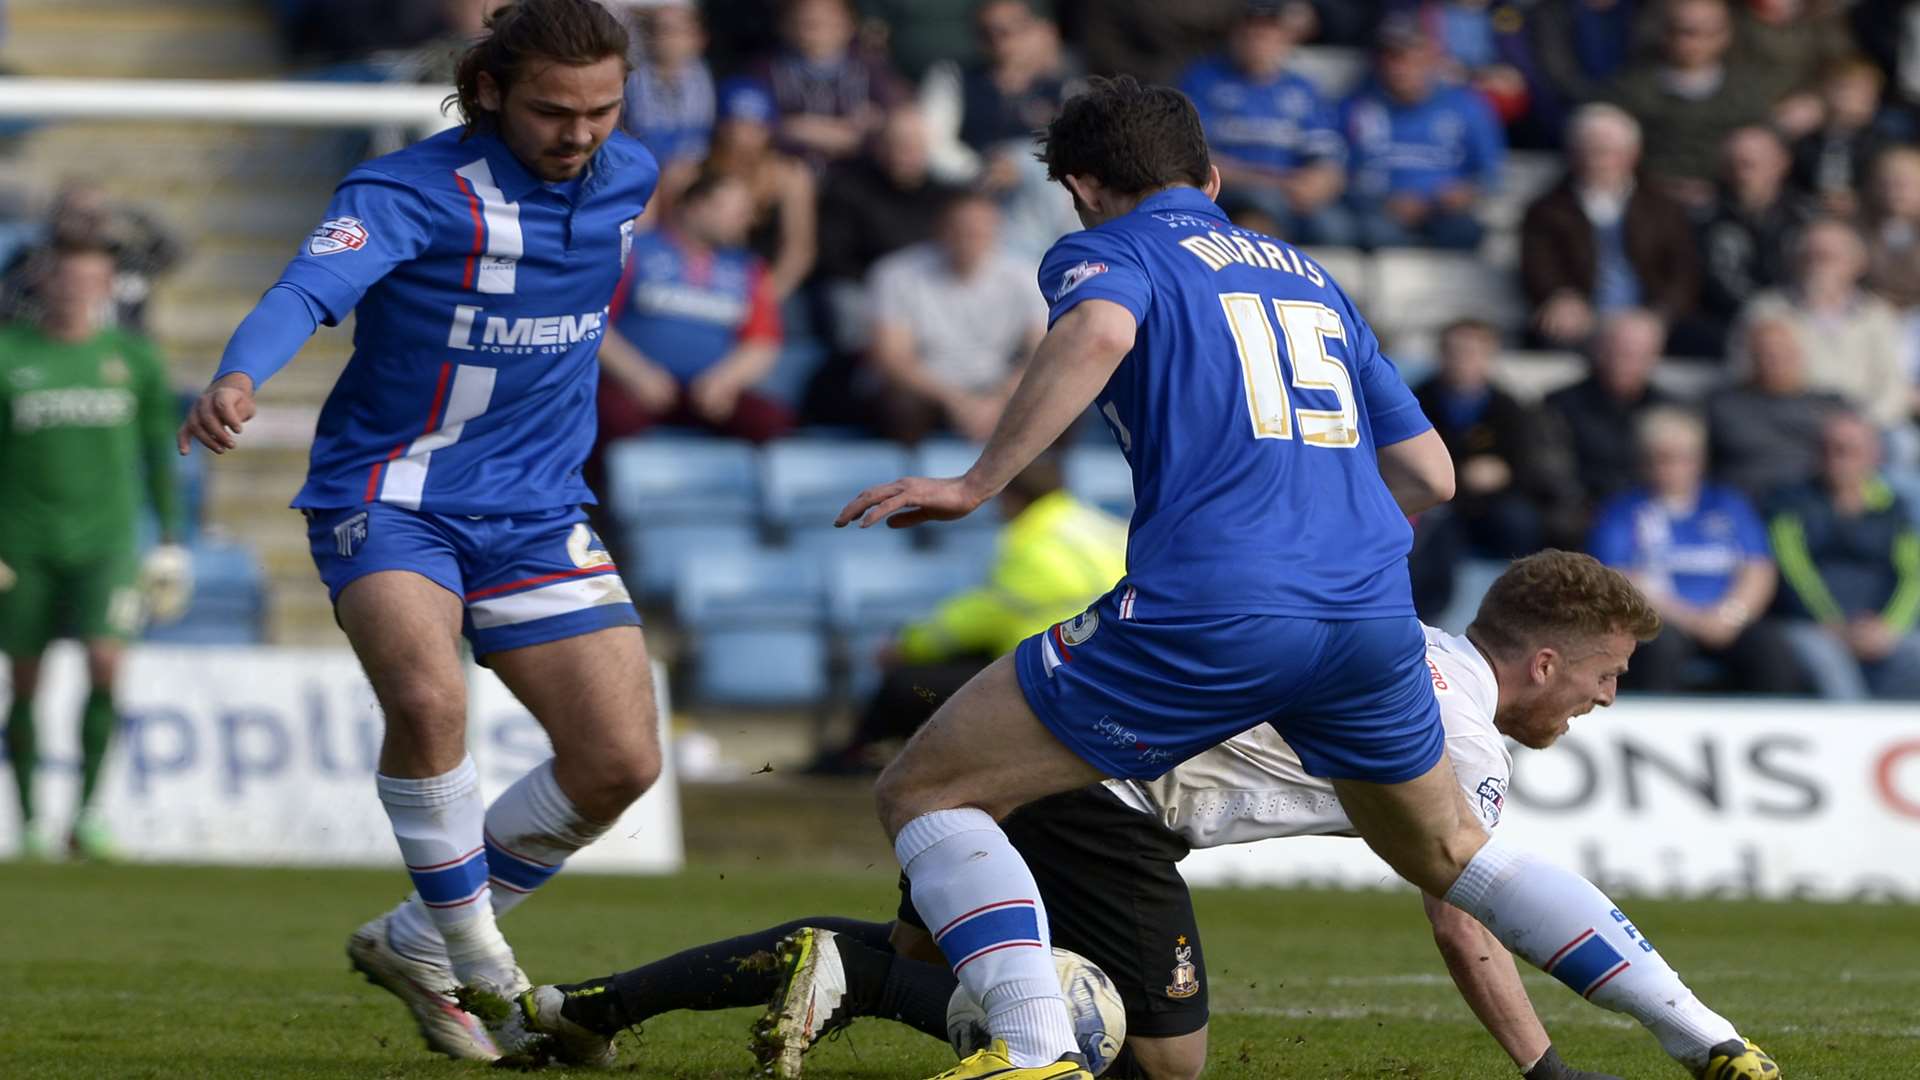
1768, 410, 1920, 700
1339, 14, 1506, 250
1177, 0, 1350, 243
1588, 406, 1805, 694
619, 2, 715, 186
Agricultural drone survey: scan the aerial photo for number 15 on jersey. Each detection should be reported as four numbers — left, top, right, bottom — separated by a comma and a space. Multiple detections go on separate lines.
1219, 295, 1359, 448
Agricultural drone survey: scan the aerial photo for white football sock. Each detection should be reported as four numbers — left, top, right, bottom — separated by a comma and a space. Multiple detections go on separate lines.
375, 757, 517, 988
897, 809, 1078, 1069
1445, 834, 1739, 1069
483, 757, 611, 917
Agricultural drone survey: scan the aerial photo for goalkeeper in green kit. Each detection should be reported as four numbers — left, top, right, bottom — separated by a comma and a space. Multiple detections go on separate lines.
0, 238, 191, 859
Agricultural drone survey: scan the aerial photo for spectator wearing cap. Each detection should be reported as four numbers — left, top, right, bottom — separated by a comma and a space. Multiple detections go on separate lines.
1768, 409, 1920, 700
1707, 313, 1848, 503
1737, 217, 1910, 434
1696, 126, 1815, 353
1588, 406, 1803, 695
746, 0, 906, 171
1542, 308, 1678, 513
593, 172, 795, 455
1520, 103, 1701, 354
1338, 14, 1505, 250
865, 192, 1045, 443
702, 78, 817, 301
618, 1, 715, 183
1607, 0, 1773, 210
1788, 56, 1893, 218
1177, 1, 1350, 243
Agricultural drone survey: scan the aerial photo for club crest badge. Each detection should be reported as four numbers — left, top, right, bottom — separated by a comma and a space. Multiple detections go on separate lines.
1060, 608, 1100, 646
1166, 937, 1199, 1000
307, 216, 369, 256
333, 511, 370, 558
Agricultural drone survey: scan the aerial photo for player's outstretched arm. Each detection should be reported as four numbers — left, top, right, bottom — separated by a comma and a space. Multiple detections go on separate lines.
837, 299, 1136, 529
1377, 429, 1456, 517
1422, 894, 1622, 1080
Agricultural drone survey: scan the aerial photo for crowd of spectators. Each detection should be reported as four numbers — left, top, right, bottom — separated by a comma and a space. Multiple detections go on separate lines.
269, 0, 1920, 702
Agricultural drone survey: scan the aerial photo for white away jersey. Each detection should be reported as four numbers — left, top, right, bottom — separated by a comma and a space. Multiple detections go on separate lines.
1108, 625, 1513, 847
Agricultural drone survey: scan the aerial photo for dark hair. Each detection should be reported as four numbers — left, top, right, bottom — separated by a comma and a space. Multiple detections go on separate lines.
48, 234, 117, 262
451, 0, 631, 134
1038, 75, 1211, 197
1469, 550, 1661, 658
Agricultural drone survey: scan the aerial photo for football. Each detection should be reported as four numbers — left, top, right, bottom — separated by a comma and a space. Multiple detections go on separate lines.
945, 947, 1127, 1076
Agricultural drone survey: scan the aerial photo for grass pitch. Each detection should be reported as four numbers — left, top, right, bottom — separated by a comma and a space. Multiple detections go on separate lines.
0, 862, 1912, 1079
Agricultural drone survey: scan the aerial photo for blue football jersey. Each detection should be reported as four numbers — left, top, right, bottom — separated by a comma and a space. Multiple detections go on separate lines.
277, 127, 658, 513
1038, 187, 1430, 619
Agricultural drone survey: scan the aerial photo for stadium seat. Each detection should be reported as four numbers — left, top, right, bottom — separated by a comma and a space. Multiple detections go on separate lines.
629, 521, 760, 601
689, 626, 830, 707
825, 549, 985, 633
1481, 150, 1564, 231
1371, 250, 1528, 339
920, 521, 1003, 571
1064, 446, 1135, 517
761, 439, 909, 532
602, 436, 758, 529
790, 521, 915, 563
674, 546, 824, 627
1432, 557, 1507, 635
143, 540, 269, 645
1301, 246, 1370, 309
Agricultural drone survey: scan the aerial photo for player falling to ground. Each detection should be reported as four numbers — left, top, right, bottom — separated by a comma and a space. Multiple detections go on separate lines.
502, 552, 1765, 1080
0, 238, 191, 861
178, 0, 661, 1062
834, 78, 1778, 1080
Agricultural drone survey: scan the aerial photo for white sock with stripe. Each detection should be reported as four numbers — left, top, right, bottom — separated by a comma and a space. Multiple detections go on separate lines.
482, 758, 611, 917
388, 759, 612, 963
1444, 834, 1739, 1069
376, 756, 517, 988
897, 808, 1078, 1069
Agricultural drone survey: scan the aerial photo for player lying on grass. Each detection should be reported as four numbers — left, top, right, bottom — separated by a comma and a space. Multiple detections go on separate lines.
497, 553, 1770, 1080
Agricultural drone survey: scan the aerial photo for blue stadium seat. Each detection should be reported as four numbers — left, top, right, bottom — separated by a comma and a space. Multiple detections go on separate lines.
1432, 557, 1506, 636
761, 439, 909, 532
1064, 446, 1134, 517
690, 626, 830, 706
790, 522, 915, 564
825, 549, 984, 633
675, 546, 824, 627
629, 521, 760, 601
602, 436, 758, 529
921, 523, 1001, 575
143, 540, 268, 645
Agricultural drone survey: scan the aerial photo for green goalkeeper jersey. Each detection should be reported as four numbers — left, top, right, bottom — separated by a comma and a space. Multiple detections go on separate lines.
0, 323, 181, 558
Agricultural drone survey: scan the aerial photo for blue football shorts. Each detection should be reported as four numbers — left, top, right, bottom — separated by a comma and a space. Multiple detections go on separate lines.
1014, 586, 1443, 783
304, 503, 640, 657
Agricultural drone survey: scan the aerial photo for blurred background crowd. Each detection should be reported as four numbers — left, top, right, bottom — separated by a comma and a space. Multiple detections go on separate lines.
3, 0, 1919, 778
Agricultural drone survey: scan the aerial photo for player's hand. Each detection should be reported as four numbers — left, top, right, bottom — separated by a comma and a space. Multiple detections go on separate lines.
179, 373, 257, 455
0, 555, 15, 593
835, 475, 991, 530
140, 543, 195, 624
1522, 1045, 1622, 1080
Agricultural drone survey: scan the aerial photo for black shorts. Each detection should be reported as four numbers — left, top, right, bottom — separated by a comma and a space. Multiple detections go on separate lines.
899, 784, 1208, 1038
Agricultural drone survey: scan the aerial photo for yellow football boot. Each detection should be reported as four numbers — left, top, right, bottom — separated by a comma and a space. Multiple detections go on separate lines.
1698, 1038, 1780, 1080
924, 1038, 1092, 1080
